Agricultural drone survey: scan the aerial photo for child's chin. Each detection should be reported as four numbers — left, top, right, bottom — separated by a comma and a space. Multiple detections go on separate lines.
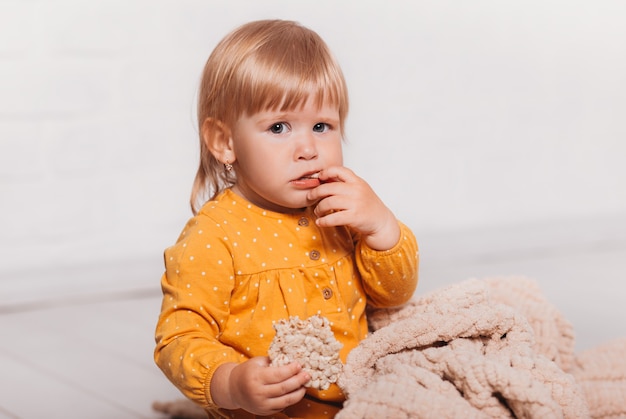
266, 196, 311, 213
282, 191, 312, 205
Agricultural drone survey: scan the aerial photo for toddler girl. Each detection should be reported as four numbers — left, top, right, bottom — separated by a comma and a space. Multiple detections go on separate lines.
154, 19, 419, 419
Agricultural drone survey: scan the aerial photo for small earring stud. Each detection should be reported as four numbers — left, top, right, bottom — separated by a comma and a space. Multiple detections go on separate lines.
224, 161, 233, 172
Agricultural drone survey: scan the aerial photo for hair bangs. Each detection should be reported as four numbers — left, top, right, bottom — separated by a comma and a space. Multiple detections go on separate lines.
235, 27, 348, 125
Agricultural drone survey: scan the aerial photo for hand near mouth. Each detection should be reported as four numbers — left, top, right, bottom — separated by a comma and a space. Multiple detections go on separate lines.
306, 166, 401, 251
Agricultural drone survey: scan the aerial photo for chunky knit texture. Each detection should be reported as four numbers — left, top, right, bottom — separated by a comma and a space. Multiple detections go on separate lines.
338, 277, 625, 418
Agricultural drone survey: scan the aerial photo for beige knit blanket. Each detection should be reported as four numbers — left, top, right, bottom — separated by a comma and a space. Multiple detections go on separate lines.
338, 277, 626, 419
153, 277, 626, 418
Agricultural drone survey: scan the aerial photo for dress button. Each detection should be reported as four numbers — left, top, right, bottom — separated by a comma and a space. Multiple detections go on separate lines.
322, 287, 333, 299
309, 250, 320, 260
298, 217, 309, 227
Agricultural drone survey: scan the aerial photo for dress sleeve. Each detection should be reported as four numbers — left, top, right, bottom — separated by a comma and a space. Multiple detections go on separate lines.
355, 221, 419, 308
154, 214, 242, 409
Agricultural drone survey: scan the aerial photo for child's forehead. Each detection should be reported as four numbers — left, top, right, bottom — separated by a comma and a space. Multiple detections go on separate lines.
259, 91, 339, 113
247, 100, 339, 120
230, 78, 347, 128
251, 104, 340, 119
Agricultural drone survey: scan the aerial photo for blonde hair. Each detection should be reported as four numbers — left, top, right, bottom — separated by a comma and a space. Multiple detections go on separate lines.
190, 19, 349, 214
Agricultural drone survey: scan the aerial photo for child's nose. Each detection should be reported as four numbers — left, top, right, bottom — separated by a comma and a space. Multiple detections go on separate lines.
295, 132, 318, 160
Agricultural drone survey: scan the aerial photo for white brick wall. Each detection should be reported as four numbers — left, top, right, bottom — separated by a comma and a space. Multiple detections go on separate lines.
0, 1, 211, 276
1, 1, 626, 295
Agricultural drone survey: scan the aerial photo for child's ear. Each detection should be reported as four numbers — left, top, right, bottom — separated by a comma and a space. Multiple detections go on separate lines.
201, 117, 235, 164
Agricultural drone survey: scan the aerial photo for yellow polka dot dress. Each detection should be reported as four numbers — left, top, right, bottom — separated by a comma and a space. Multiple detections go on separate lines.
155, 189, 419, 418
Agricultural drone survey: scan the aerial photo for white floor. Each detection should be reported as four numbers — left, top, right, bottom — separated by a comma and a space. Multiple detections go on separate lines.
0, 292, 180, 419
1, 215, 625, 418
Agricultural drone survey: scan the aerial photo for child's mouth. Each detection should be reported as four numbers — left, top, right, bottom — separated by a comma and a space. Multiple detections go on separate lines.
292, 171, 322, 188
299, 172, 320, 181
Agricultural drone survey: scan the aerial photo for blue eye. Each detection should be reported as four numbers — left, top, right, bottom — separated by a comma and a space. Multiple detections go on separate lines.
313, 123, 329, 133
269, 123, 288, 134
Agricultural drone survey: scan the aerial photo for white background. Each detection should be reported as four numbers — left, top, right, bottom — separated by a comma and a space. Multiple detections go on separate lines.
1, 1, 625, 305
